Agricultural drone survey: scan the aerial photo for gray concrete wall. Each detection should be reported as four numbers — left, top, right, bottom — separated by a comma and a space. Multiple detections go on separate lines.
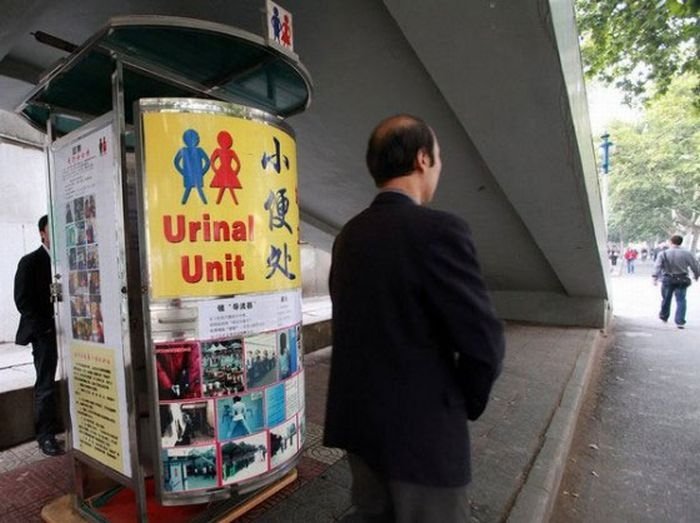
300, 243, 330, 297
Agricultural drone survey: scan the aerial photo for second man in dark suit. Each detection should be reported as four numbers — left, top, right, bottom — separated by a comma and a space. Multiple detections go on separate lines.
14, 214, 63, 456
324, 115, 505, 521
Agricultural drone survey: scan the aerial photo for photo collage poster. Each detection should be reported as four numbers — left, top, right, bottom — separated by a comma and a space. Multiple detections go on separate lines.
65, 194, 104, 343
158, 323, 304, 492
52, 116, 133, 477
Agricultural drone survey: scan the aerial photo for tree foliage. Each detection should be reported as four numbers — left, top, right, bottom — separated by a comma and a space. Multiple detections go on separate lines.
606, 75, 700, 250
576, 0, 700, 107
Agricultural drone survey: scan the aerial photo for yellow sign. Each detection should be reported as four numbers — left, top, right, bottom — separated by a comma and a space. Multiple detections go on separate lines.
71, 343, 125, 473
142, 111, 300, 299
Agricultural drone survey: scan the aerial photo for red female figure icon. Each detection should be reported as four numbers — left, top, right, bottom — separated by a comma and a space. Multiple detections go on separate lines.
209, 131, 242, 204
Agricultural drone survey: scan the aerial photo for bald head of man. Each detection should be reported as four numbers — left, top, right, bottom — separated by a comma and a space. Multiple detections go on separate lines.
365, 115, 442, 204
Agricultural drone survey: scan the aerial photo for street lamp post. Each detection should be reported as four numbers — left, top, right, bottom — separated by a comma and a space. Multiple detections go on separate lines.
600, 132, 613, 175
599, 132, 614, 229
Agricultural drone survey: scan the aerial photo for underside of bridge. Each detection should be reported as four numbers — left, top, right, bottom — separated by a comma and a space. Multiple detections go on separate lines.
0, 0, 609, 327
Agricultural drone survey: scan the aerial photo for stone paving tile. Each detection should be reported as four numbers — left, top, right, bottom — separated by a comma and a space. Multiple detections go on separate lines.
317, 457, 351, 489
238, 455, 334, 522
8, 441, 47, 467
303, 420, 324, 449
0, 450, 22, 473
0, 454, 71, 520
254, 478, 351, 522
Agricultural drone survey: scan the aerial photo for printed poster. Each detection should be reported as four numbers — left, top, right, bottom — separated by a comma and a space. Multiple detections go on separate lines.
70, 343, 124, 472
52, 116, 132, 477
141, 110, 300, 299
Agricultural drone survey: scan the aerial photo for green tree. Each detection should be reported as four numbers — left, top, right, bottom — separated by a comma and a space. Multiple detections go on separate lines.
576, 0, 699, 107
606, 74, 700, 251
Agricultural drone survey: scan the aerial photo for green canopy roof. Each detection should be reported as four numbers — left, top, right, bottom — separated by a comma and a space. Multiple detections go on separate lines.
18, 16, 313, 135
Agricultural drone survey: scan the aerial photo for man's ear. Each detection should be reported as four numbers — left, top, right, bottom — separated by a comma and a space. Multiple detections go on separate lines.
415, 148, 430, 172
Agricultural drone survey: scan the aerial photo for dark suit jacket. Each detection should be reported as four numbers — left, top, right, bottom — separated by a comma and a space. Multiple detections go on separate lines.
14, 245, 54, 345
324, 191, 505, 487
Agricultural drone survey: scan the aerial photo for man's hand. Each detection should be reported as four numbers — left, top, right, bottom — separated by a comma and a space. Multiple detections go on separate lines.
652, 278, 658, 286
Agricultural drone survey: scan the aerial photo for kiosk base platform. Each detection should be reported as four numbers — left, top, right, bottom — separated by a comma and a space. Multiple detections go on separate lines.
41, 469, 298, 523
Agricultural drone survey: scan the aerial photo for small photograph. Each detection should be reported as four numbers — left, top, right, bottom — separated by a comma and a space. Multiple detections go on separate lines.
88, 271, 100, 295
68, 272, 79, 295
76, 246, 87, 270
68, 248, 77, 271
160, 400, 215, 448
162, 445, 218, 492
202, 339, 244, 397
265, 383, 285, 428
295, 324, 303, 371
76, 220, 86, 245
298, 369, 306, 411
65, 202, 74, 224
217, 392, 264, 440
84, 195, 96, 219
221, 432, 268, 485
244, 332, 278, 390
74, 197, 85, 221
89, 298, 104, 343
71, 295, 88, 317
277, 327, 298, 381
76, 271, 88, 295
72, 317, 91, 341
156, 342, 202, 400
65, 224, 77, 247
284, 376, 300, 420
85, 217, 96, 244
87, 245, 99, 270
270, 416, 298, 469
298, 409, 306, 450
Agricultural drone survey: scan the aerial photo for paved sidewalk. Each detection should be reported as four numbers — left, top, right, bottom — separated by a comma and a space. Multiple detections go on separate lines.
0, 319, 604, 522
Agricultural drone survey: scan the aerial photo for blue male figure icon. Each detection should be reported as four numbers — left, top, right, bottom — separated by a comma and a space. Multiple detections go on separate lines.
270, 7, 282, 42
174, 129, 210, 204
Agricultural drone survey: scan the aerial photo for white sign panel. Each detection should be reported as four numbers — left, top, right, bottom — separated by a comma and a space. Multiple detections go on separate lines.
52, 115, 132, 477
266, 0, 294, 53
197, 289, 302, 340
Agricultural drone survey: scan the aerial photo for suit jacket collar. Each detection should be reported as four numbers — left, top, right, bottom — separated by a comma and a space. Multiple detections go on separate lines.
372, 190, 419, 207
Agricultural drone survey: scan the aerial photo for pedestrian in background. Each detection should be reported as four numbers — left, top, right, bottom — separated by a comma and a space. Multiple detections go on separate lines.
652, 234, 700, 329
13, 215, 63, 456
324, 115, 505, 522
624, 246, 638, 274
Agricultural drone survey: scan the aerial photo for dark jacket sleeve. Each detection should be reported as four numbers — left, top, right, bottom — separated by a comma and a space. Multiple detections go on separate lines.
14, 251, 53, 342
425, 214, 505, 420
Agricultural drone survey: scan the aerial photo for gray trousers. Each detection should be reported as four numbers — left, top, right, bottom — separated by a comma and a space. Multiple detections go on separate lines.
341, 453, 471, 523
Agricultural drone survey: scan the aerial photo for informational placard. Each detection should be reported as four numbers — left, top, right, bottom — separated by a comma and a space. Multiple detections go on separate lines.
141, 110, 300, 299
52, 116, 132, 477
139, 101, 305, 496
196, 289, 302, 341
70, 343, 124, 471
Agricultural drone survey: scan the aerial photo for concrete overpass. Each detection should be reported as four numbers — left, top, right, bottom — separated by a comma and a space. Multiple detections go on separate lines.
0, 0, 609, 327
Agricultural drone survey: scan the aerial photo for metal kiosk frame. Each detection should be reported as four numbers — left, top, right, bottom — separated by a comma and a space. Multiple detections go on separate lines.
16, 15, 312, 522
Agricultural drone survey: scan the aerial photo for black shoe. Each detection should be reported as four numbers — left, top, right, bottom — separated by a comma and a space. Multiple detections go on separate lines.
677, 324, 685, 329
39, 438, 64, 456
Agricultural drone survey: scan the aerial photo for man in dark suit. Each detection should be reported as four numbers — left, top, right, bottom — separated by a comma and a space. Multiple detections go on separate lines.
324, 115, 505, 521
14, 215, 63, 456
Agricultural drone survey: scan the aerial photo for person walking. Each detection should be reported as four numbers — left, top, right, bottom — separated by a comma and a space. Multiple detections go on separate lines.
13, 215, 63, 456
324, 115, 505, 521
652, 234, 700, 329
624, 246, 638, 274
